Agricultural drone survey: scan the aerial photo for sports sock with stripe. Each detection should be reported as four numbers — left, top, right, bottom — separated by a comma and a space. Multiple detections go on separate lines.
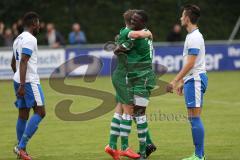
133, 117, 153, 145
109, 113, 122, 150
120, 114, 133, 151
136, 115, 148, 156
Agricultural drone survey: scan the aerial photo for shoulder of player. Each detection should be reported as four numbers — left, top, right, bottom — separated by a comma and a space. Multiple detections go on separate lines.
122, 28, 132, 36
188, 31, 203, 41
23, 32, 37, 44
119, 28, 132, 40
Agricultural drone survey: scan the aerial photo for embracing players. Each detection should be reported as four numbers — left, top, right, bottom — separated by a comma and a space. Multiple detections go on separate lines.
167, 4, 208, 160
11, 12, 45, 160
105, 10, 156, 160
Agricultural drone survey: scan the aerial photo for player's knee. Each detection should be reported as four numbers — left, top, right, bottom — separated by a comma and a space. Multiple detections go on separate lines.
19, 114, 29, 120
188, 108, 201, 117
39, 109, 46, 118
133, 105, 146, 117
34, 106, 46, 118
18, 108, 30, 120
122, 104, 134, 115
40, 111, 46, 118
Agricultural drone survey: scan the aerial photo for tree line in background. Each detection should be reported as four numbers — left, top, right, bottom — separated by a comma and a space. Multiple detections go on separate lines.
0, 0, 240, 44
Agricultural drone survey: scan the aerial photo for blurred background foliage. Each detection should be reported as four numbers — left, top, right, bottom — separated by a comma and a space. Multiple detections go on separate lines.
0, 0, 240, 43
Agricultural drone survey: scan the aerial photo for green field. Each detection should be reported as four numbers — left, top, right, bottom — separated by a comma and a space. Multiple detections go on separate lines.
1, 71, 240, 160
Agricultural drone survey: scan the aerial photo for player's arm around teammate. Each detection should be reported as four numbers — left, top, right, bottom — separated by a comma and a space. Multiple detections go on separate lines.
114, 30, 152, 54
106, 10, 153, 160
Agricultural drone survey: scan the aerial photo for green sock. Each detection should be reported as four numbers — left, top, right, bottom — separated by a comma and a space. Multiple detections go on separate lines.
109, 113, 122, 150
146, 127, 153, 145
134, 116, 153, 145
120, 114, 133, 151
136, 115, 148, 156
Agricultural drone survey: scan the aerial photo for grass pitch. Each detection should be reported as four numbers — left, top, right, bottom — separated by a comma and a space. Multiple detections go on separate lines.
0, 71, 240, 160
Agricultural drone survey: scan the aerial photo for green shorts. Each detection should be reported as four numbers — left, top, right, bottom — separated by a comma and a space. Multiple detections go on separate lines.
112, 70, 131, 104
127, 71, 156, 106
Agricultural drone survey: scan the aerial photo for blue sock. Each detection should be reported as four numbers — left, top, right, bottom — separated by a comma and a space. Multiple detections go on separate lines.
18, 114, 43, 149
16, 118, 27, 143
189, 117, 204, 158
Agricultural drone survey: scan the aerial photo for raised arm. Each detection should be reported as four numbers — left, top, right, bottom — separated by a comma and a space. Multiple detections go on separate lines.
128, 30, 152, 39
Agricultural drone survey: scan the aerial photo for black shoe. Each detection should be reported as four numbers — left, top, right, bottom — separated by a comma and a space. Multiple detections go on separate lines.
137, 154, 147, 160
146, 143, 157, 157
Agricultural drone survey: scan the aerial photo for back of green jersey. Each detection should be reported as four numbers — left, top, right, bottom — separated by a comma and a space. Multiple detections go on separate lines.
127, 35, 154, 75
114, 27, 132, 72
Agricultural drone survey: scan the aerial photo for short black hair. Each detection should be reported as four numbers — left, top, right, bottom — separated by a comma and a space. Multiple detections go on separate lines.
136, 10, 148, 24
23, 12, 39, 27
183, 4, 200, 24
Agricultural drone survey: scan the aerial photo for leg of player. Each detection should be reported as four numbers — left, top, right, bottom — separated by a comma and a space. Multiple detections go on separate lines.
15, 106, 45, 160
119, 104, 140, 159
16, 108, 30, 143
18, 106, 45, 150
18, 106, 46, 150
120, 104, 133, 151
108, 103, 123, 149
182, 108, 205, 160
188, 108, 204, 157
13, 108, 30, 159
182, 76, 207, 160
17, 82, 46, 153
105, 103, 123, 160
134, 105, 148, 160
133, 107, 157, 158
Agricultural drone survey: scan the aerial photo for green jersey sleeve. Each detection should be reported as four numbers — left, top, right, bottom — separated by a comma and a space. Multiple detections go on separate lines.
117, 27, 134, 50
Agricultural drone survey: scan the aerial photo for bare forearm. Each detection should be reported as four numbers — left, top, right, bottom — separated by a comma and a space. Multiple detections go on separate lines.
11, 62, 16, 73
174, 63, 194, 82
129, 30, 152, 39
11, 55, 16, 73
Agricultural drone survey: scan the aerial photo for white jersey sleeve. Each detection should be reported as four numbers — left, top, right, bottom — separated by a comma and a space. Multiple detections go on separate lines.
13, 31, 40, 84
22, 38, 36, 56
187, 34, 201, 55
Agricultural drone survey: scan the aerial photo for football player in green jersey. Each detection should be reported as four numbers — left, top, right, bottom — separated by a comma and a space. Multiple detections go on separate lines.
105, 10, 155, 160
115, 10, 156, 160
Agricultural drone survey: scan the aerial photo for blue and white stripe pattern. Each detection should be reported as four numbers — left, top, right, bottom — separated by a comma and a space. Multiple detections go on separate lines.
184, 73, 208, 108
14, 81, 45, 108
31, 83, 44, 106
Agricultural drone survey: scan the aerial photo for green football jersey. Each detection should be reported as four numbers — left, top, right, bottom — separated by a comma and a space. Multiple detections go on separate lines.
112, 27, 155, 104
112, 27, 132, 104
114, 27, 132, 72
126, 30, 154, 78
